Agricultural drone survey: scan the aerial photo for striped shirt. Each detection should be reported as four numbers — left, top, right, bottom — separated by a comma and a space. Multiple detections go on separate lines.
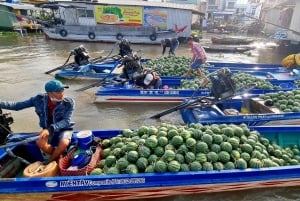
191, 42, 207, 61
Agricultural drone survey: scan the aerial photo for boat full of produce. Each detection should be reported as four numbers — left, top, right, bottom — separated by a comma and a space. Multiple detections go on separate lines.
1, 107, 300, 200
94, 67, 298, 103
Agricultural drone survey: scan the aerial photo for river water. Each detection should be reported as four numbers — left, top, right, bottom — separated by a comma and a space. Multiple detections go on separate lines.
0, 33, 299, 201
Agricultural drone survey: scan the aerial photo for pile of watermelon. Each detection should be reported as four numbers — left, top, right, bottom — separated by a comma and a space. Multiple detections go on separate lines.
259, 90, 300, 112
178, 72, 281, 90
91, 123, 300, 175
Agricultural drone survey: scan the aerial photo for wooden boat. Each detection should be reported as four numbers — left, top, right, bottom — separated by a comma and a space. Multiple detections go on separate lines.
1, 108, 300, 200
203, 45, 255, 53
211, 37, 255, 45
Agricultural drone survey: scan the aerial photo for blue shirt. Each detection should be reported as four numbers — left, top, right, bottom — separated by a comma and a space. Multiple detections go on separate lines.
0, 93, 75, 132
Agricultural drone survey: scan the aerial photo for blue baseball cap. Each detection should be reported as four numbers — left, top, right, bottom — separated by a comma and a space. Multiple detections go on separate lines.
45, 80, 69, 92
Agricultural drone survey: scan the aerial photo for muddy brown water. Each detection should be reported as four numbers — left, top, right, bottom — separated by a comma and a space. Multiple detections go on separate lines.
0, 33, 299, 201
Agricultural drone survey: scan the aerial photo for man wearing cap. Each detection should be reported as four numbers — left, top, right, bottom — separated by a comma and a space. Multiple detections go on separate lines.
0, 80, 75, 164
134, 70, 162, 89
161, 38, 179, 56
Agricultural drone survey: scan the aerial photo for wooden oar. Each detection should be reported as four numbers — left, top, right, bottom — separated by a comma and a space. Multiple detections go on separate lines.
150, 83, 258, 119
149, 96, 213, 119
45, 53, 72, 74
44, 50, 105, 74
0, 133, 39, 149
75, 43, 121, 91
75, 62, 119, 92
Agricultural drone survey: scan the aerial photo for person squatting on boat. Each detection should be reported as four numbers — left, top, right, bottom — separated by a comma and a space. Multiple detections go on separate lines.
182, 37, 207, 78
134, 69, 162, 89
0, 80, 75, 164
70, 45, 90, 66
118, 54, 143, 80
161, 38, 180, 56
119, 38, 133, 57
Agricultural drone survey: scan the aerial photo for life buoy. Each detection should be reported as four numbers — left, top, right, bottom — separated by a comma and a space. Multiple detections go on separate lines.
88, 32, 96, 40
149, 34, 157, 41
59, 29, 68, 37
23, 161, 59, 177
116, 33, 123, 40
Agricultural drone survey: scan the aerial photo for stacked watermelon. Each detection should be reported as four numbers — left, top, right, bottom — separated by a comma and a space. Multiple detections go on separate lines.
91, 123, 300, 175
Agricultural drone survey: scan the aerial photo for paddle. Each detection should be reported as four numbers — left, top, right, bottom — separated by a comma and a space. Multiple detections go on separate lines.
150, 82, 257, 119
44, 50, 105, 74
75, 43, 123, 92
0, 133, 39, 149
45, 53, 72, 74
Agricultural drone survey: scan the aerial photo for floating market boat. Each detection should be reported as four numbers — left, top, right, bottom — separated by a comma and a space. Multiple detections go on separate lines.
176, 70, 300, 126
94, 67, 297, 103
1, 107, 300, 200
55, 58, 294, 80
38, 1, 195, 44
179, 93, 300, 126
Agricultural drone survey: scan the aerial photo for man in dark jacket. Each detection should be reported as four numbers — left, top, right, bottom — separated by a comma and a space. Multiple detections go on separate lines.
161, 38, 180, 56
119, 38, 133, 57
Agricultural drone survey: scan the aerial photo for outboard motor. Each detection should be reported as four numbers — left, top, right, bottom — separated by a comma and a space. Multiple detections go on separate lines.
0, 109, 14, 145
71, 45, 90, 66
208, 68, 236, 100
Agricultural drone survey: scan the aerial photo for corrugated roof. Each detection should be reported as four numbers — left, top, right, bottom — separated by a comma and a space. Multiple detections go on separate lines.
0, 2, 41, 10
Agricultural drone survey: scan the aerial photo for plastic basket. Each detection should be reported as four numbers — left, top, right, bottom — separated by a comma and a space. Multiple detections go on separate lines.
59, 143, 102, 176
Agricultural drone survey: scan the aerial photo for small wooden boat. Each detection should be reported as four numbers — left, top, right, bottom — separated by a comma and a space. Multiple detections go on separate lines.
211, 37, 255, 45
203, 45, 255, 53
1, 108, 300, 200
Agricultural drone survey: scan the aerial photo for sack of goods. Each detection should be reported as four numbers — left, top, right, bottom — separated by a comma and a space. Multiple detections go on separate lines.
281, 54, 300, 68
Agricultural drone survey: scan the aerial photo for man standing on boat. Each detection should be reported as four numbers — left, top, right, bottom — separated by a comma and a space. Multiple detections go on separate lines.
0, 80, 75, 164
182, 37, 207, 78
161, 38, 179, 56
119, 39, 133, 57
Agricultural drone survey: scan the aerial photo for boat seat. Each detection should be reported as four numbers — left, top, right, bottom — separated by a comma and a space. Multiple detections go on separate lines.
223, 108, 239, 116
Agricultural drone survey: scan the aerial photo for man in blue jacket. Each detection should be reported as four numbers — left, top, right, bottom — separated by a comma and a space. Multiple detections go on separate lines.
0, 80, 75, 164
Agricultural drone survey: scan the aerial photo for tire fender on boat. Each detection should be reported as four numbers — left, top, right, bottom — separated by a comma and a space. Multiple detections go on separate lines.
116, 33, 123, 40
23, 161, 59, 177
59, 29, 68, 37
88, 32, 96, 40
149, 33, 157, 41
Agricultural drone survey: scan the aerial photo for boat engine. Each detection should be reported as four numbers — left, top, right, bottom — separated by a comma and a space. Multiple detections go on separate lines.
0, 109, 13, 145
208, 68, 236, 100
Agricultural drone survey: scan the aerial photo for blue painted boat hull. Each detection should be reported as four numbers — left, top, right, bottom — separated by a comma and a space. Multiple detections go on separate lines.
95, 78, 297, 103
180, 96, 300, 126
1, 126, 300, 200
55, 60, 120, 79
54, 59, 294, 80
